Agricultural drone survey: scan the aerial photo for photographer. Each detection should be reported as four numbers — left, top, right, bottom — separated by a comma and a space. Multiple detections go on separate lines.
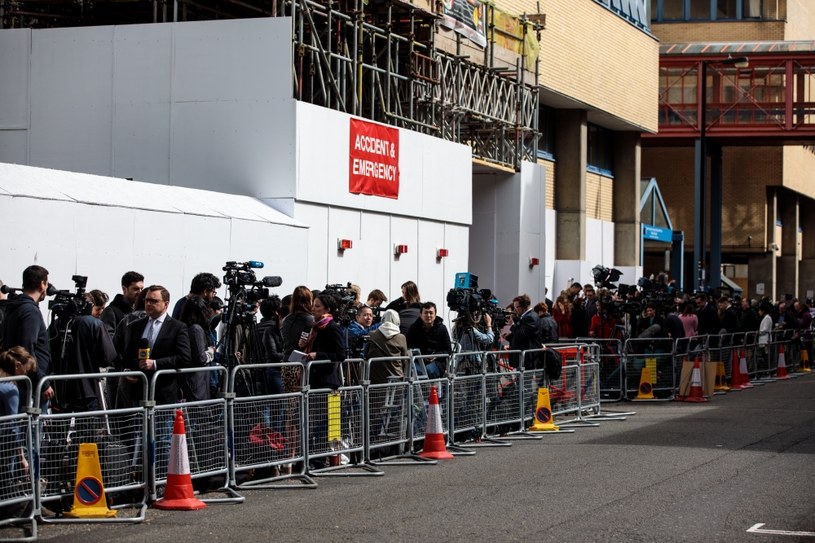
452, 311, 494, 375
84, 289, 109, 319
386, 281, 422, 334
506, 294, 542, 370
172, 272, 222, 320
534, 302, 559, 343
2, 265, 54, 405
406, 302, 452, 378
345, 305, 381, 358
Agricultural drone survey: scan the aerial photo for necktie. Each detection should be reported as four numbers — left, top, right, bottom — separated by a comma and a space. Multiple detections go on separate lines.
146, 319, 156, 349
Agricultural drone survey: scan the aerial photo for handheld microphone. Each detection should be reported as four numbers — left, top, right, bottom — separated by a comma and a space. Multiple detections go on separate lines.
138, 338, 151, 365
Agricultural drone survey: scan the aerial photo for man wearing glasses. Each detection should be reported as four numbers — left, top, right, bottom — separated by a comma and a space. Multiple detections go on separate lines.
118, 285, 190, 407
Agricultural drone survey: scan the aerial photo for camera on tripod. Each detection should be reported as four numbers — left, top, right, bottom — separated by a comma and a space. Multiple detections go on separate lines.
222, 260, 282, 303
323, 282, 359, 325
446, 273, 511, 329
48, 275, 92, 320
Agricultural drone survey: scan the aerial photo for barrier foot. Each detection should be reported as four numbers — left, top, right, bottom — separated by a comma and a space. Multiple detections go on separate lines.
195, 484, 245, 505
309, 461, 384, 477
457, 434, 513, 448
498, 430, 544, 441
445, 443, 477, 456
0, 510, 37, 543
233, 470, 318, 490
370, 453, 438, 467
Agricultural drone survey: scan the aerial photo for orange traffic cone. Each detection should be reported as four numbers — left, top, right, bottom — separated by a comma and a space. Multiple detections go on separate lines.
680, 357, 708, 403
714, 362, 730, 393
419, 386, 453, 460
775, 344, 790, 380
154, 410, 207, 511
729, 350, 748, 390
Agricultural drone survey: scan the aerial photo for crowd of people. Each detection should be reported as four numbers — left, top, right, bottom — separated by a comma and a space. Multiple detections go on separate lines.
1, 265, 812, 477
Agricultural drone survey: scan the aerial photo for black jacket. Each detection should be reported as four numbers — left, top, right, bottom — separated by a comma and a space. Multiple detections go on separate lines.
507, 310, 542, 369
100, 293, 133, 341
406, 316, 452, 373
257, 318, 284, 364
2, 294, 51, 386
120, 315, 191, 405
307, 320, 344, 389
281, 312, 314, 359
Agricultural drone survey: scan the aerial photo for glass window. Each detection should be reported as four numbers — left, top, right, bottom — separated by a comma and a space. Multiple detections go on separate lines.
587, 124, 613, 174
717, 0, 737, 18
663, 0, 684, 19
690, 0, 710, 19
537, 106, 555, 159
743, 0, 762, 18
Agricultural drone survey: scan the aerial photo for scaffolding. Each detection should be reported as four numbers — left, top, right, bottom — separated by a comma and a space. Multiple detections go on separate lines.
289, 0, 540, 170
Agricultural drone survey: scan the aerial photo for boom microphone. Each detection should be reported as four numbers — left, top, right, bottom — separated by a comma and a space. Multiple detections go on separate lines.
261, 276, 283, 287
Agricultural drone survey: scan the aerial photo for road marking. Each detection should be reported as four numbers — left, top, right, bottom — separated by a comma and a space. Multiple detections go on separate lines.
747, 523, 815, 537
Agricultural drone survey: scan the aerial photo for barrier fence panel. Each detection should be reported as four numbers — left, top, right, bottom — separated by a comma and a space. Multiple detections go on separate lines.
36, 372, 148, 523
482, 350, 533, 441
305, 359, 381, 476
150, 367, 242, 504
755, 329, 776, 381
742, 332, 763, 385
449, 352, 488, 447
408, 354, 467, 455
623, 338, 676, 400
365, 356, 432, 465
228, 362, 315, 489
0, 376, 36, 542
571, 338, 625, 402
577, 344, 601, 416
546, 344, 582, 419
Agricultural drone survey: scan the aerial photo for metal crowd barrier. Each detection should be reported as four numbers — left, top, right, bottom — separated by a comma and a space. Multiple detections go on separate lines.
570, 338, 624, 402
35, 372, 148, 524
449, 351, 501, 448
150, 367, 243, 504
364, 356, 433, 466
623, 338, 676, 400
229, 362, 315, 489
305, 359, 381, 476
0, 376, 36, 542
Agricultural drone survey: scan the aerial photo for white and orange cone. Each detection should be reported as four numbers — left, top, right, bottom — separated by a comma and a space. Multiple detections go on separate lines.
419, 386, 453, 460
680, 357, 708, 403
776, 344, 791, 380
154, 410, 207, 511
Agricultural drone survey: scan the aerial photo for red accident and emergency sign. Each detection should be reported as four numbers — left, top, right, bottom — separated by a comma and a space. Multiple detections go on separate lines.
349, 118, 400, 199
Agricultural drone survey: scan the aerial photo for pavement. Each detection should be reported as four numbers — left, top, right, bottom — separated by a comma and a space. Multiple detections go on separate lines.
15, 373, 815, 542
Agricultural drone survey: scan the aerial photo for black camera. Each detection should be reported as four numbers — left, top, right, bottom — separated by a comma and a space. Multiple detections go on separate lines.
48, 275, 92, 319
323, 282, 359, 325
447, 286, 510, 328
222, 260, 282, 299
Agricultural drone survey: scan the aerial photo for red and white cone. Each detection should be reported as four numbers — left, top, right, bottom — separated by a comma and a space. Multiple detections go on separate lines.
154, 410, 207, 511
680, 357, 708, 403
729, 350, 748, 390
775, 344, 790, 380
419, 386, 453, 460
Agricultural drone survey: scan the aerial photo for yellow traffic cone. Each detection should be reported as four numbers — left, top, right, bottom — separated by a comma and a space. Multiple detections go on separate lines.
529, 388, 562, 432
634, 366, 656, 400
714, 361, 730, 393
64, 443, 117, 518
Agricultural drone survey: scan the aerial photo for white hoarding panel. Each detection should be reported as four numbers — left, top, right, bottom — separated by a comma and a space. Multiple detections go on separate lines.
228, 220, 309, 295
112, 24, 173, 183
359, 212, 392, 297
389, 216, 419, 301
171, 99, 296, 197
417, 220, 446, 311
172, 18, 292, 103
586, 218, 603, 268
603, 220, 616, 268
0, 29, 30, 130
29, 26, 114, 175
327, 207, 363, 286
296, 102, 471, 225
545, 209, 557, 298
293, 202, 329, 289
0, 131, 28, 165
442, 223, 471, 316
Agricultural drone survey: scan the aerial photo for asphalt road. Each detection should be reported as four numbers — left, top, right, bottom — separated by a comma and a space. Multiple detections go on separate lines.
21, 374, 815, 542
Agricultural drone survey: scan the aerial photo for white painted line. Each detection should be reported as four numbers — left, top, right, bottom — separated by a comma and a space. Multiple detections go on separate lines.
747, 523, 815, 537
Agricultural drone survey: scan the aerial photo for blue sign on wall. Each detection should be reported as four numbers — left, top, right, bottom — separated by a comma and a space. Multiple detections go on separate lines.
642, 224, 673, 243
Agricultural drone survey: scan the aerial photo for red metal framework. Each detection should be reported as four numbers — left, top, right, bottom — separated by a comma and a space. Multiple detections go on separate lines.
646, 45, 815, 146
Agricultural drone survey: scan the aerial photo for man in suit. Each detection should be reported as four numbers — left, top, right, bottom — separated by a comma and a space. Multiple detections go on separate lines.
506, 294, 543, 370
117, 285, 190, 407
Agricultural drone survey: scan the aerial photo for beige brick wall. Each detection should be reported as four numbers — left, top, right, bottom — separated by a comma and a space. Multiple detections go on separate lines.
651, 21, 785, 42
785, 0, 815, 40
586, 171, 614, 221
641, 146, 780, 250
497, 0, 659, 132
783, 146, 815, 198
